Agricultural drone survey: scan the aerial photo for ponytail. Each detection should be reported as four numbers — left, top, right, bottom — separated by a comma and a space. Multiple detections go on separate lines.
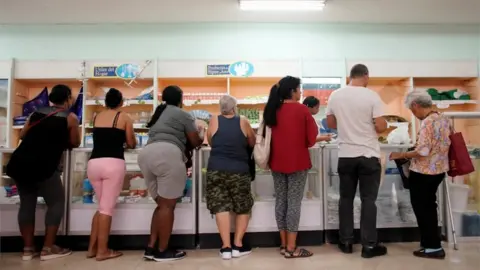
263, 76, 301, 128
263, 84, 282, 127
146, 103, 167, 128
146, 85, 184, 128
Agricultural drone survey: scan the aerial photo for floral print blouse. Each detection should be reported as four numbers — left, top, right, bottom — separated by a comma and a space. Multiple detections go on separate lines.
410, 112, 451, 175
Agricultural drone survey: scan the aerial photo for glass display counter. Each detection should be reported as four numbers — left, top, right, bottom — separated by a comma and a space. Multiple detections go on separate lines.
197, 145, 323, 234
0, 148, 68, 236
68, 148, 196, 235
443, 112, 480, 242
323, 144, 444, 230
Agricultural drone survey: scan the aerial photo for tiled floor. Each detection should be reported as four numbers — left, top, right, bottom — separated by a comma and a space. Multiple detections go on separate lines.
1, 243, 480, 270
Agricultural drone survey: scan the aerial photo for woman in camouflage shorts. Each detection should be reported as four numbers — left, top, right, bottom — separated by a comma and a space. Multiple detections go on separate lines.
206, 95, 256, 260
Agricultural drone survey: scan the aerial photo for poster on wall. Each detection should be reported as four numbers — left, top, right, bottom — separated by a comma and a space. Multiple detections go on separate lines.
0, 79, 8, 147
206, 61, 254, 77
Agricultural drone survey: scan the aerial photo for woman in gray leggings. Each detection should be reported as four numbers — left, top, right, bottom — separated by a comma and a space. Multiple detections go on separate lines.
263, 76, 321, 258
7, 85, 81, 261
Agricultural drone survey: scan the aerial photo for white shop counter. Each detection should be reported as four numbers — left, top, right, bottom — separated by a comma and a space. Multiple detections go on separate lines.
67, 148, 196, 235
197, 145, 323, 234
323, 143, 444, 231
0, 148, 69, 236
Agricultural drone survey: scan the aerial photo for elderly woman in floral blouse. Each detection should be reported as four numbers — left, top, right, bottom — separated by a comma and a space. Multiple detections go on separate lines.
389, 91, 450, 260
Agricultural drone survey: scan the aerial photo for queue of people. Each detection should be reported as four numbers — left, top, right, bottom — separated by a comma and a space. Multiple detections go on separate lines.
6, 63, 451, 262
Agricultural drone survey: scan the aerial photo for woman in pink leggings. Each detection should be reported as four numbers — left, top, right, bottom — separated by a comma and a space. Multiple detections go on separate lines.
86, 88, 136, 261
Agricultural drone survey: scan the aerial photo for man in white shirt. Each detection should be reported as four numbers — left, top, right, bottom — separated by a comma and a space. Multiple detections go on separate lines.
326, 64, 388, 259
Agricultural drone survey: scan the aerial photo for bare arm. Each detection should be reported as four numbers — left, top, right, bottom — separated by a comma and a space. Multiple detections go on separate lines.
67, 113, 81, 148
372, 93, 387, 133
325, 94, 337, 129
185, 114, 203, 148
206, 116, 217, 146
240, 116, 256, 147
326, 115, 337, 130
124, 114, 137, 149
374, 117, 388, 133
19, 118, 31, 140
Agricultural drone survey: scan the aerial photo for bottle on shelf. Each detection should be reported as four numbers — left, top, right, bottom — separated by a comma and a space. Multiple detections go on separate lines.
83, 178, 94, 204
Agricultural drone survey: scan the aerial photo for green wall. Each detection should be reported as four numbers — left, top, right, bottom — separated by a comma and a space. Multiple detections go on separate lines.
0, 23, 479, 60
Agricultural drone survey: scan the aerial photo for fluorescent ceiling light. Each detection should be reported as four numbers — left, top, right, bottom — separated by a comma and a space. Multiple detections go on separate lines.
239, 0, 325, 11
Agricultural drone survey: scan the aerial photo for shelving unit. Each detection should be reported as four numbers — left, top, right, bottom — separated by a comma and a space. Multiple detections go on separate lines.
68, 148, 196, 236
9, 79, 83, 147
322, 144, 444, 244
1, 59, 479, 248
83, 78, 155, 147
412, 77, 480, 145
443, 112, 480, 242
0, 148, 69, 236
197, 146, 323, 238
158, 78, 228, 114
0, 79, 8, 148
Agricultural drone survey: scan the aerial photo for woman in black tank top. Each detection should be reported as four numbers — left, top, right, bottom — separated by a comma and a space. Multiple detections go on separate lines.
7, 84, 81, 261
86, 88, 136, 261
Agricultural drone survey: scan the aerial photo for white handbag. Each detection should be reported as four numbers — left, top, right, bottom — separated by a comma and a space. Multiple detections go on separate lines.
253, 122, 272, 170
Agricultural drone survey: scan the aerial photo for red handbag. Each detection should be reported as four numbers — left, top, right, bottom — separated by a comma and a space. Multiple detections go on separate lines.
448, 131, 475, 177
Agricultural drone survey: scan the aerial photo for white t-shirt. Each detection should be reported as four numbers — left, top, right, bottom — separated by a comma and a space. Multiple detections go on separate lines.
326, 86, 384, 158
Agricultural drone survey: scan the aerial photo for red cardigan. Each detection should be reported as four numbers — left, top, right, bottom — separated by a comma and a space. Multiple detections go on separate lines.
269, 103, 318, 173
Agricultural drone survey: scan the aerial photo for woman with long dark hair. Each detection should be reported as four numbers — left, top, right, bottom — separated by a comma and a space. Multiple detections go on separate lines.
264, 76, 320, 258
138, 86, 203, 262
7, 84, 81, 261
86, 88, 136, 261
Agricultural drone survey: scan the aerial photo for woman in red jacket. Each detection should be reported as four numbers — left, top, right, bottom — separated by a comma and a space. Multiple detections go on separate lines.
264, 76, 319, 259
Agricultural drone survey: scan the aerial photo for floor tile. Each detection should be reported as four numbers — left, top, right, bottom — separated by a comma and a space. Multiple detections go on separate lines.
1, 243, 479, 270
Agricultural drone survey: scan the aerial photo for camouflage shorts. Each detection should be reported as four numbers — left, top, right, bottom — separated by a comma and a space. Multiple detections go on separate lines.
206, 170, 254, 215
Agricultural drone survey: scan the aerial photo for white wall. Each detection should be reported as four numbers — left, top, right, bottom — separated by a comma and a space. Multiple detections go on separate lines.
0, 23, 478, 60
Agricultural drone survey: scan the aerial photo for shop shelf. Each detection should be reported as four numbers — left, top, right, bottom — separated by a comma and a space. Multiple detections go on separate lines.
85, 99, 154, 106
10, 79, 83, 147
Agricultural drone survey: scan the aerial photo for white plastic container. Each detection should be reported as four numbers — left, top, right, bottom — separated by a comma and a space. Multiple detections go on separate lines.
448, 182, 470, 212
452, 210, 464, 237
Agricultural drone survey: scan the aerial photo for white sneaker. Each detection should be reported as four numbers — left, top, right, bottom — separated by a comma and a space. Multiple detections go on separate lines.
219, 247, 232, 260
232, 245, 252, 258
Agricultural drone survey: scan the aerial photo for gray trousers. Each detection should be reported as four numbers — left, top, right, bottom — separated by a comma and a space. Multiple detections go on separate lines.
17, 171, 65, 227
338, 157, 381, 246
272, 170, 308, 232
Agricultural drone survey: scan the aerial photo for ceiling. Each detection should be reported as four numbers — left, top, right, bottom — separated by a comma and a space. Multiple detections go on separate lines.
1, 0, 480, 24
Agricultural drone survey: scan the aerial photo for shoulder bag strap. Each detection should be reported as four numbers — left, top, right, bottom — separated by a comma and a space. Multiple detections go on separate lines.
29, 108, 66, 129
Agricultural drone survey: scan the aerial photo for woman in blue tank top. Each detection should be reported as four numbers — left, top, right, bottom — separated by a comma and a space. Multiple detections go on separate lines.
206, 95, 256, 260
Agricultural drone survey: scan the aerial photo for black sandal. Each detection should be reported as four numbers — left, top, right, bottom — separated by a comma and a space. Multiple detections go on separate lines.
284, 247, 313, 259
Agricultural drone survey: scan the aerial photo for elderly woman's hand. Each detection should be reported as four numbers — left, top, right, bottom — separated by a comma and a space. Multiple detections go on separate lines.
389, 152, 404, 160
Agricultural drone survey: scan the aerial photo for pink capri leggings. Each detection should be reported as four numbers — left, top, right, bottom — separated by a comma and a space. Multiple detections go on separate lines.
87, 158, 125, 216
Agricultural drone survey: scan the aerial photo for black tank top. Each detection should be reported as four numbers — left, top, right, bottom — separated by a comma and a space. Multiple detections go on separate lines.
207, 115, 249, 173
90, 112, 127, 160
7, 107, 69, 182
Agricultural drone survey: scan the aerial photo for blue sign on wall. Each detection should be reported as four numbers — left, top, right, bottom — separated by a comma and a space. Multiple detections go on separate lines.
206, 64, 230, 76
93, 63, 140, 79
93, 66, 117, 77
206, 61, 254, 77
229, 61, 254, 77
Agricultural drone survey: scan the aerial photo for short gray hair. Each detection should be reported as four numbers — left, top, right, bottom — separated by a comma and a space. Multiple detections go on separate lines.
219, 95, 237, 115
405, 90, 433, 108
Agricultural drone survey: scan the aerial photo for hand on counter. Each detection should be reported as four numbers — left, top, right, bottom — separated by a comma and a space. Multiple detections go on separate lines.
316, 134, 333, 143
389, 152, 404, 160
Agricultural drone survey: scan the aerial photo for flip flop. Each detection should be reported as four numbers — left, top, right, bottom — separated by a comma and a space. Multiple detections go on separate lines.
96, 250, 123, 261
86, 253, 96, 259
284, 248, 313, 259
